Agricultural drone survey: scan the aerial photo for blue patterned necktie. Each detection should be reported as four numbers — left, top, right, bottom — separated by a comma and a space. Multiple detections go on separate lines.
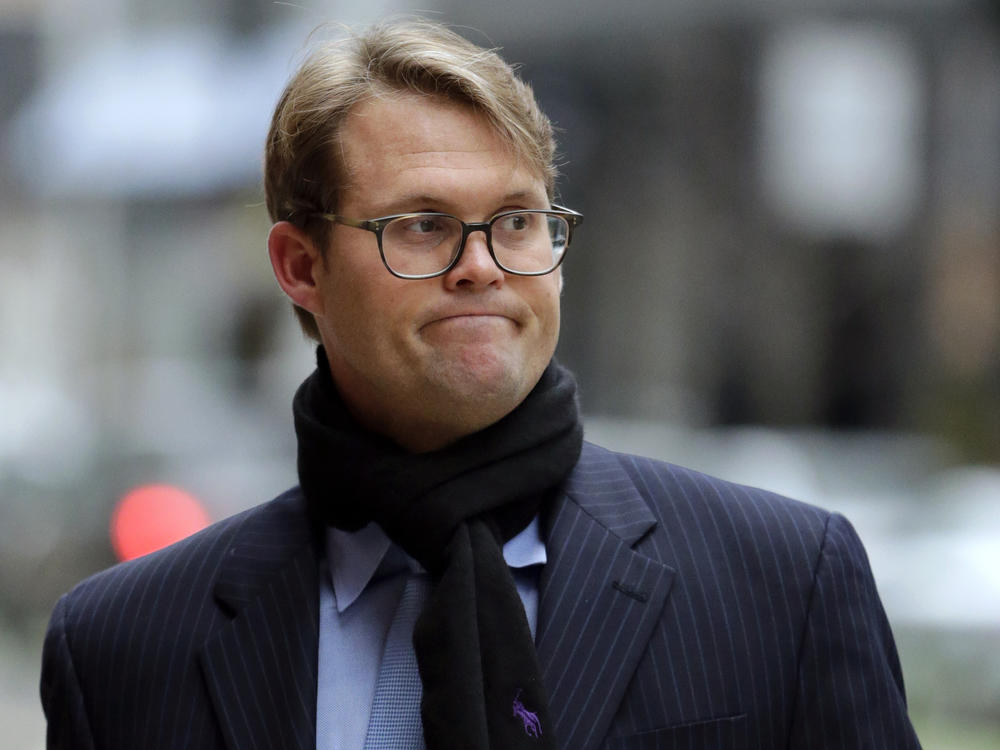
364, 573, 429, 750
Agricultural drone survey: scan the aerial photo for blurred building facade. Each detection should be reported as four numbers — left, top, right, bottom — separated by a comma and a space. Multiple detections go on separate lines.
1, 0, 999, 746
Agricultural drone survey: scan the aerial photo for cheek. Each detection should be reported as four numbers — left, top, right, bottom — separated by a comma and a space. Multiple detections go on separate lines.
522, 283, 561, 363
337, 280, 420, 352
537, 280, 562, 329
318, 275, 378, 350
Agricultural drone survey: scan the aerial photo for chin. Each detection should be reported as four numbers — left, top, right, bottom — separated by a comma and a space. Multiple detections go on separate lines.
431, 351, 536, 407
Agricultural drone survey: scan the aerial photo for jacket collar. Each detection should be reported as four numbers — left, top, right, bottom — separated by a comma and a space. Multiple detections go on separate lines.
537, 442, 677, 750
201, 488, 321, 750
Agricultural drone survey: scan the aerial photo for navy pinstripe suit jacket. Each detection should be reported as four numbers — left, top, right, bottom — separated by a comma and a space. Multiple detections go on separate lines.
41, 442, 921, 749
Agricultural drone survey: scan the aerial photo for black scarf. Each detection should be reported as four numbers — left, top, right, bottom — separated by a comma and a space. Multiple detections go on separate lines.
293, 347, 583, 749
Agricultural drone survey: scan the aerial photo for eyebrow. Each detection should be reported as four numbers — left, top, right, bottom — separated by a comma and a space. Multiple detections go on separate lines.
366, 190, 547, 217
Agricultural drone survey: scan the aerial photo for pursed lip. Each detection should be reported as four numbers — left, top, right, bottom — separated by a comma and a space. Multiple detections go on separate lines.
419, 306, 523, 331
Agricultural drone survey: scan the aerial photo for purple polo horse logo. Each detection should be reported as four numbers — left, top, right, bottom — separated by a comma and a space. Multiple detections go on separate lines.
512, 689, 542, 738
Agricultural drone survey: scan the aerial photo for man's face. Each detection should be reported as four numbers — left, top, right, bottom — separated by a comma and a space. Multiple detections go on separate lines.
310, 93, 562, 451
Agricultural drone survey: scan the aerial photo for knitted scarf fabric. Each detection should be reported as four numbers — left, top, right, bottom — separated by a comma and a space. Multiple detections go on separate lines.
293, 347, 583, 749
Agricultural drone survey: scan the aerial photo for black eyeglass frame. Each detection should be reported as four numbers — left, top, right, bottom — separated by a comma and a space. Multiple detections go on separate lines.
307, 204, 583, 279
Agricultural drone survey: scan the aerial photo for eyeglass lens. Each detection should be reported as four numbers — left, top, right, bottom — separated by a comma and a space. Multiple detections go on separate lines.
380, 212, 568, 276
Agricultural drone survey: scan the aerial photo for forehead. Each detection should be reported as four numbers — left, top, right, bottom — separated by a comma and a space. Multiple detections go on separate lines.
336, 94, 546, 212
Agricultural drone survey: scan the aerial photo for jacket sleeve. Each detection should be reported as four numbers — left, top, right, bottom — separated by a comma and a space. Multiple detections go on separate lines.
789, 512, 922, 748
40, 594, 97, 750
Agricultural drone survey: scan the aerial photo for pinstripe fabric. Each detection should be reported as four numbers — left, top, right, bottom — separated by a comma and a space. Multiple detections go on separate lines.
535, 442, 919, 749
41, 443, 919, 749
41, 488, 320, 750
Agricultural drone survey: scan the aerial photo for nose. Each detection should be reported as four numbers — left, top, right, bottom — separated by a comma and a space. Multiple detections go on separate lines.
442, 228, 505, 289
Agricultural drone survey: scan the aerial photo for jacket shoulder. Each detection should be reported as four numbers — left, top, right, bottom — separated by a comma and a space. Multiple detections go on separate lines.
54, 487, 306, 632
41, 487, 312, 748
575, 440, 835, 552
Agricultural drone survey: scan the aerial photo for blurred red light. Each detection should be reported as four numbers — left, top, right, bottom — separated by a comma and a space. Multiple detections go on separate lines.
110, 484, 211, 561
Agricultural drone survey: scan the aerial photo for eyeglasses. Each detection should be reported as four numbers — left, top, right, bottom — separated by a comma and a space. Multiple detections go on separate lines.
307, 205, 583, 279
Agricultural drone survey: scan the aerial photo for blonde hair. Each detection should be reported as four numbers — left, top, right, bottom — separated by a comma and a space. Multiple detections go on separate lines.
264, 19, 558, 340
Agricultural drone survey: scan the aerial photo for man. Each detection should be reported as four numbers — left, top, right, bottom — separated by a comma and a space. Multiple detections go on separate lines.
41, 19, 921, 750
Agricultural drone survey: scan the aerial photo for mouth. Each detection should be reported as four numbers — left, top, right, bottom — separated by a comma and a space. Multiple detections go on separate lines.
419, 311, 520, 336
421, 305, 520, 327
427, 313, 513, 325
439, 312, 509, 321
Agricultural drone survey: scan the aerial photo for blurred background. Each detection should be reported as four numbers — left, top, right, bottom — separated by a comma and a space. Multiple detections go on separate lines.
1, 0, 998, 747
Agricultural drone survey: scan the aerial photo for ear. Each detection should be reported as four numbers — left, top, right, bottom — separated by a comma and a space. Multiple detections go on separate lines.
267, 221, 326, 316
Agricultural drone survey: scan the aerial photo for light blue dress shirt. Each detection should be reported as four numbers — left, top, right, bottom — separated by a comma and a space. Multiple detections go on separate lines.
316, 518, 546, 750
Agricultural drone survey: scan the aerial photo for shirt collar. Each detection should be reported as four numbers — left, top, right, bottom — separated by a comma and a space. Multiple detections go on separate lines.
326, 517, 547, 614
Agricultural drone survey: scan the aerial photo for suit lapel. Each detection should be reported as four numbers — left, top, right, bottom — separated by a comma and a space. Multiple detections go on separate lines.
200, 488, 321, 750
537, 443, 676, 750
